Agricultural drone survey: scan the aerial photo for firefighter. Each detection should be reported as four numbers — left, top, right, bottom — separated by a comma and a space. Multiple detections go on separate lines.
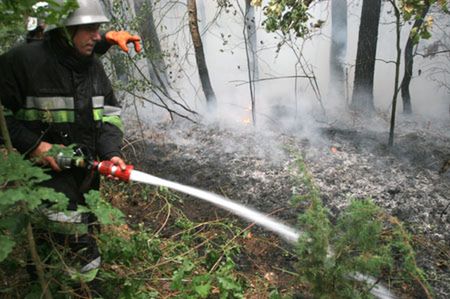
26, 2, 142, 53
0, 0, 129, 294
25, 1, 48, 43
26, 16, 46, 43
27, 16, 142, 54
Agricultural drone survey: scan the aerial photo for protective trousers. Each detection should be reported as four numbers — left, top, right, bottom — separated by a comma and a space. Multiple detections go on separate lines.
35, 167, 101, 288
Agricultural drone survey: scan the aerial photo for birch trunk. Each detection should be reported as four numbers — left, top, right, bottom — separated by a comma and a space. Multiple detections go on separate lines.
329, 0, 347, 103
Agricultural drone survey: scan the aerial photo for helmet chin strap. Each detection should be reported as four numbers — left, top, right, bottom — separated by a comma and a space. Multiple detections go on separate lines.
55, 26, 77, 48
67, 26, 78, 39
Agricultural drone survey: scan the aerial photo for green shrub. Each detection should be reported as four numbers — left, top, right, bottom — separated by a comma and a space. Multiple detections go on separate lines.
291, 155, 432, 298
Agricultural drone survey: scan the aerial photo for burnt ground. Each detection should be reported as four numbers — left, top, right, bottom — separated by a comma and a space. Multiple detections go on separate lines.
122, 116, 450, 298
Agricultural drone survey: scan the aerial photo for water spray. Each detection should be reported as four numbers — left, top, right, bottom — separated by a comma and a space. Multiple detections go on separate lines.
93, 161, 301, 242
131, 169, 301, 242
56, 151, 397, 299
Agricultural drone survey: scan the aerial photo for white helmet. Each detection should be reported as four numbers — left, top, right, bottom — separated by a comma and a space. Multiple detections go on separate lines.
27, 2, 49, 31
45, 0, 109, 32
27, 17, 40, 31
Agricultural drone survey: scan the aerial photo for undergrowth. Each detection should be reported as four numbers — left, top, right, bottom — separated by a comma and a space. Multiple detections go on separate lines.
96, 183, 247, 298
0, 149, 433, 298
290, 153, 433, 299
0, 152, 282, 298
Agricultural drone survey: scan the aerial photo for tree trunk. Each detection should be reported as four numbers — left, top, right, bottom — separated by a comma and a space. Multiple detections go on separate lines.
351, 0, 381, 115
400, 3, 430, 114
134, 0, 170, 91
388, 1, 402, 147
245, 0, 258, 124
0, 102, 13, 152
329, 0, 347, 103
188, 0, 217, 106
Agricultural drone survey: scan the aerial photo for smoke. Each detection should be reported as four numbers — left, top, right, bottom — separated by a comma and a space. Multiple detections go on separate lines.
123, 0, 450, 145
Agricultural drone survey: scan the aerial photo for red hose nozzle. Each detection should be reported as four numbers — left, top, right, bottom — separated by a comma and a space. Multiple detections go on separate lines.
97, 161, 134, 182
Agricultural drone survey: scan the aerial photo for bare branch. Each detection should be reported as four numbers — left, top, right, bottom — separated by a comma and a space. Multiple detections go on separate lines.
125, 89, 199, 124
230, 75, 315, 87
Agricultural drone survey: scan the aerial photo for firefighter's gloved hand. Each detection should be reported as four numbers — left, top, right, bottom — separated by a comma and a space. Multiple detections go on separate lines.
105, 31, 142, 53
30, 141, 62, 172
110, 156, 126, 170
107, 156, 127, 180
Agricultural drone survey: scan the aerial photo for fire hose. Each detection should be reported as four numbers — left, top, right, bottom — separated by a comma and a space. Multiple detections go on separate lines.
54, 149, 396, 299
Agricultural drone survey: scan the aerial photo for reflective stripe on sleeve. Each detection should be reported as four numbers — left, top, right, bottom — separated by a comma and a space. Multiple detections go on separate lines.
92, 97, 105, 121
93, 108, 103, 121
103, 115, 124, 132
92, 96, 104, 109
103, 105, 123, 132
103, 105, 121, 116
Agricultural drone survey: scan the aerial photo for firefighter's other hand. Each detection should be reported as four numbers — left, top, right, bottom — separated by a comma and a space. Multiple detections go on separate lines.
30, 141, 62, 172
105, 31, 142, 53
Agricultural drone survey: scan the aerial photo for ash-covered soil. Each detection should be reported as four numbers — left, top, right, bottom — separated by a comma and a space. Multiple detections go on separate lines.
125, 117, 450, 298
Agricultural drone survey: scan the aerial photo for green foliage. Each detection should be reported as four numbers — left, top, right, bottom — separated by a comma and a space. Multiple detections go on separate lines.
165, 222, 244, 298
0, 149, 128, 295
0, 151, 69, 262
291, 155, 432, 298
84, 190, 125, 225
263, 0, 310, 37
401, 0, 448, 21
0, 0, 78, 53
334, 200, 393, 278
261, 0, 449, 47
0, 234, 15, 262
96, 218, 246, 298
41, 0, 79, 29
0, 0, 28, 51
399, 0, 438, 44
384, 216, 433, 296
170, 255, 243, 299
94, 178, 248, 297
99, 228, 161, 266
215, 256, 244, 298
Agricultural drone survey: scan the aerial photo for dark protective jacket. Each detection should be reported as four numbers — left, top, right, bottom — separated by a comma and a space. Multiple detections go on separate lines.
0, 31, 123, 208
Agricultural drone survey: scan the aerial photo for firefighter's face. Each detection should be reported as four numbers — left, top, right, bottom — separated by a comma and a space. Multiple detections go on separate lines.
72, 24, 101, 56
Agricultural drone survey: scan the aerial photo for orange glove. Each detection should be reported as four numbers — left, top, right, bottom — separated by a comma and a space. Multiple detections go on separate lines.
105, 30, 142, 53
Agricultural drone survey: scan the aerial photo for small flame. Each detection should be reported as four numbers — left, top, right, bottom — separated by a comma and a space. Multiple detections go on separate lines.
242, 117, 252, 125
